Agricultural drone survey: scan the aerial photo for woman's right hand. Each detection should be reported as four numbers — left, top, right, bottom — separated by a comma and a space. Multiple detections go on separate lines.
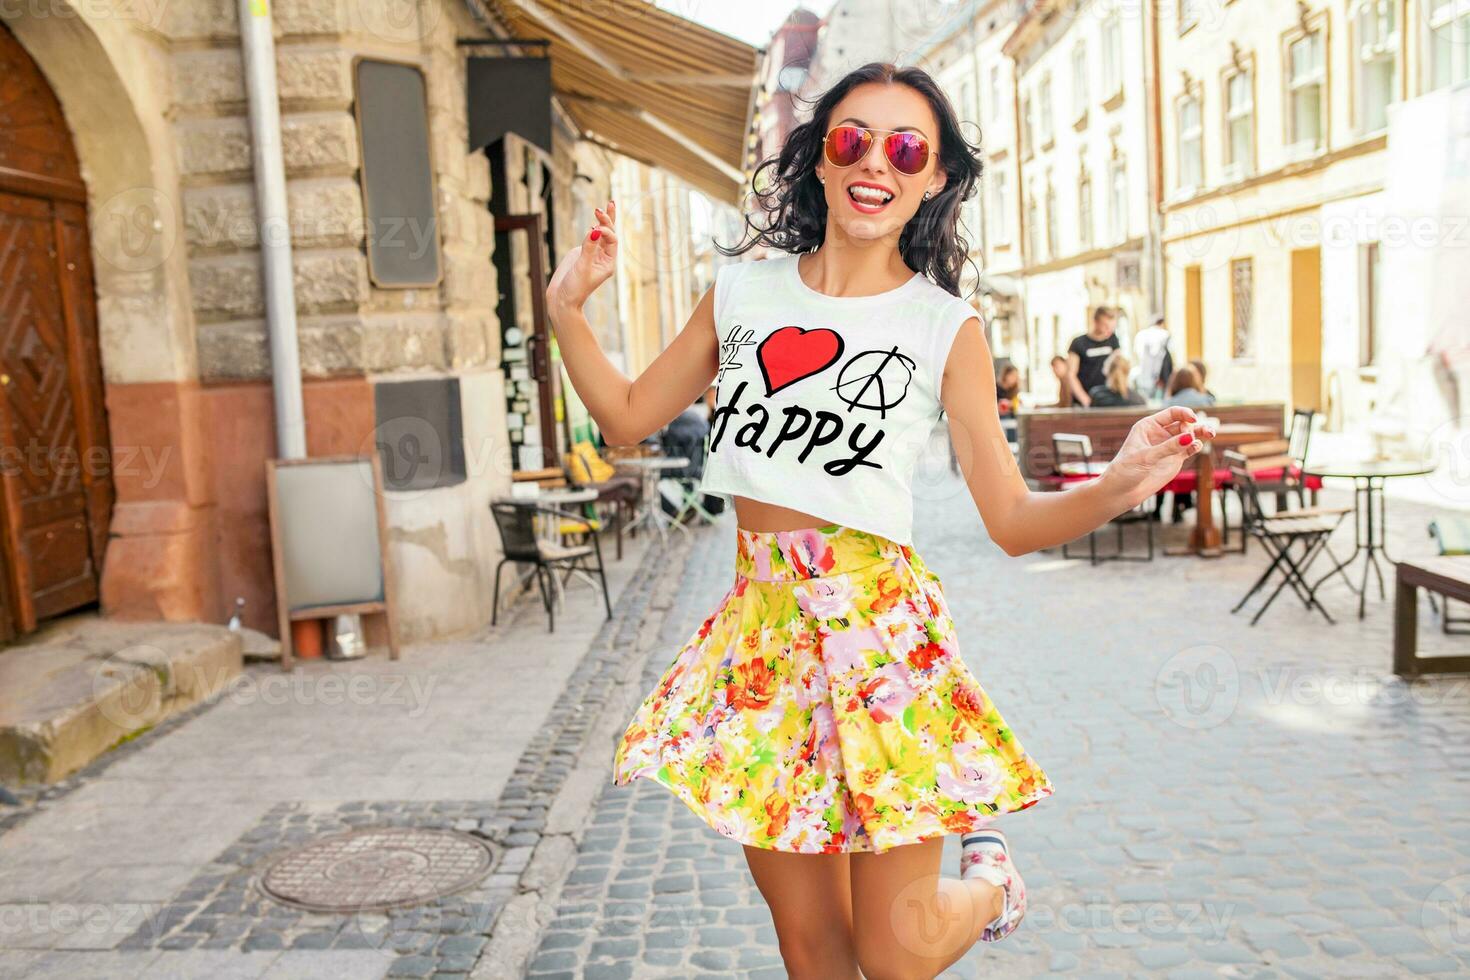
546, 200, 618, 314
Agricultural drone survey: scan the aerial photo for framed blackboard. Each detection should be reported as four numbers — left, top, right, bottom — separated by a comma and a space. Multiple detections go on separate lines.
354, 58, 442, 287
266, 454, 401, 670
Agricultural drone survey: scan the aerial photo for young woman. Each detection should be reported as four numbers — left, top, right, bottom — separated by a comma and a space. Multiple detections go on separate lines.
546, 62, 1214, 980
1088, 350, 1148, 407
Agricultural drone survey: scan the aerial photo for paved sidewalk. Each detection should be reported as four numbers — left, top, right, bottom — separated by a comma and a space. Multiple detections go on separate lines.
518, 437, 1470, 978
0, 521, 690, 979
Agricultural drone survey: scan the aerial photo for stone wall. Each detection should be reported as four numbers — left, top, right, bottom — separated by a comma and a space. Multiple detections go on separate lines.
167, 0, 500, 382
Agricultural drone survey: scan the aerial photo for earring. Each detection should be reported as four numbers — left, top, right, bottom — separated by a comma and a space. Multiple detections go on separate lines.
923, 189, 932, 200
819, 176, 826, 184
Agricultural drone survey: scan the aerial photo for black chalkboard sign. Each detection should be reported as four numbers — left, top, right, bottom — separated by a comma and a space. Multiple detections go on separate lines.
354, 59, 442, 287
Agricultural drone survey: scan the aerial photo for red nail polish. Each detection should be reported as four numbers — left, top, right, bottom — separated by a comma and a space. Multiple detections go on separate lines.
1180, 433, 1194, 447
589, 229, 601, 241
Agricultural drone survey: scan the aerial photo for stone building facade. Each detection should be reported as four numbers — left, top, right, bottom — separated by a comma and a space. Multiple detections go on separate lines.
0, 0, 754, 645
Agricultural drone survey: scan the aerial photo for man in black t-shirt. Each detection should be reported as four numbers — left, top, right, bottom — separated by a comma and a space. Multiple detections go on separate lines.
1066, 306, 1121, 407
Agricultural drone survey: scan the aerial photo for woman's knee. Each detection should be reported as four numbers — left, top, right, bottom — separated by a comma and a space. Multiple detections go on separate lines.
852, 939, 936, 980
774, 925, 858, 979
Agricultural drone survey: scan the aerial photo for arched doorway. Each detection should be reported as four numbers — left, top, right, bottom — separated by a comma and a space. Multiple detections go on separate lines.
0, 21, 113, 640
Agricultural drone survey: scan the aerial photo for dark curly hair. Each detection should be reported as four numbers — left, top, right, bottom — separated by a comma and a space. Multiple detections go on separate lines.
717, 62, 983, 298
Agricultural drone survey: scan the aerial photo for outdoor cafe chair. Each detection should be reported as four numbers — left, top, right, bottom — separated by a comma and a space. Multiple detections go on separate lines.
490, 501, 612, 633
1241, 408, 1322, 512
1223, 450, 1352, 626
1050, 433, 1155, 565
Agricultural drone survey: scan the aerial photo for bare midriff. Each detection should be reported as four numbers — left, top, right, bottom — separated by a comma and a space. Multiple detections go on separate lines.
731, 495, 840, 532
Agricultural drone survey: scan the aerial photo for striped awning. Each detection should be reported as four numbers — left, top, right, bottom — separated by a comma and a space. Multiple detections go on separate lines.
491, 0, 760, 205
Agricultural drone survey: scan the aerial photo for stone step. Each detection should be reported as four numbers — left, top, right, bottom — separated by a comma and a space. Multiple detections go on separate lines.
0, 616, 242, 785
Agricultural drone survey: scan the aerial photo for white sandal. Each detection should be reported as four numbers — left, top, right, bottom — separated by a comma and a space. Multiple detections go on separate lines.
959, 828, 1027, 942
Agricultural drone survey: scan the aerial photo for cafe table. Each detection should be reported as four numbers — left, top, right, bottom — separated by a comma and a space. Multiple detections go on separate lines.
1299, 457, 1438, 619
619, 455, 691, 543
1163, 421, 1278, 558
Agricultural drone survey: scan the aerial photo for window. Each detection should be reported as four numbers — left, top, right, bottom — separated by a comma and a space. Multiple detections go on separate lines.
1360, 242, 1385, 366
1355, 0, 1399, 133
1021, 93, 1034, 157
1287, 30, 1325, 151
1231, 257, 1255, 360
989, 64, 1003, 121
1178, 92, 1203, 189
1101, 11, 1122, 96
991, 167, 1012, 245
1429, 0, 1470, 91
959, 78, 974, 125
1044, 175, 1058, 257
1224, 67, 1254, 178
1108, 157, 1128, 243
1078, 167, 1094, 250
1039, 72, 1054, 145
1072, 42, 1089, 123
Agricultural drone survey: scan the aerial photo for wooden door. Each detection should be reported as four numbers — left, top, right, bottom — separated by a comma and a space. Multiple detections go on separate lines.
1290, 246, 1323, 412
1184, 264, 1203, 362
0, 24, 113, 639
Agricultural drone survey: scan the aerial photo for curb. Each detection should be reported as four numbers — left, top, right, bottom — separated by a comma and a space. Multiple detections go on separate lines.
471, 526, 699, 979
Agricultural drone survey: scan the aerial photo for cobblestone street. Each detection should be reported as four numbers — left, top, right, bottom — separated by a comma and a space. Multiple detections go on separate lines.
2, 434, 1468, 980
524, 436, 1470, 979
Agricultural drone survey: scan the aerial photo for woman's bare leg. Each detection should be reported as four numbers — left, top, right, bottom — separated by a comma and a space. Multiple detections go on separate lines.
742, 845, 861, 980
849, 837, 1004, 980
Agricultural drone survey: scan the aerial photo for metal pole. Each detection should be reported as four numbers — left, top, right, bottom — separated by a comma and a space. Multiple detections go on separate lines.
238, 0, 307, 460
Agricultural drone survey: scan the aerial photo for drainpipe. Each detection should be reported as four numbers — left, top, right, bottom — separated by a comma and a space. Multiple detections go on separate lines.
1142, 0, 1165, 316
239, 0, 307, 460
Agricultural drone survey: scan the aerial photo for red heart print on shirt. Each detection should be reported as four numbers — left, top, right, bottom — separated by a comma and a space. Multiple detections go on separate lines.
756, 326, 845, 396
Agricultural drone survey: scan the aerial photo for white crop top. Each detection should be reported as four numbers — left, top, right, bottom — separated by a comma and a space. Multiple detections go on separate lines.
696, 253, 978, 546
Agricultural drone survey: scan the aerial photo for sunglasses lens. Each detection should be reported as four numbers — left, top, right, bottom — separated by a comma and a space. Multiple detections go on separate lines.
825, 126, 870, 167
885, 133, 930, 175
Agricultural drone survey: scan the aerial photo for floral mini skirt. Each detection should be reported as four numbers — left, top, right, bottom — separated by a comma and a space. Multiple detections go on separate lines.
611, 523, 1054, 855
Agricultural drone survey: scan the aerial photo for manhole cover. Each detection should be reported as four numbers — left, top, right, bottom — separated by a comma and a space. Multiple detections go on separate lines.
259, 828, 495, 912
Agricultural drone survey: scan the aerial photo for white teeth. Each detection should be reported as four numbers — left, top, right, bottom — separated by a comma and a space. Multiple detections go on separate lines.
848, 185, 892, 205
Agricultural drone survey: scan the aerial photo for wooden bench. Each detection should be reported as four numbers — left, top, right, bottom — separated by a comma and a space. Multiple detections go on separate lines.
1015, 402, 1286, 485
1393, 557, 1470, 676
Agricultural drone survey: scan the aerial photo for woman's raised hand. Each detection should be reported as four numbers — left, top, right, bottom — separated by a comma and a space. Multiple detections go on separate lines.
546, 200, 619, 313
1098, 406, 1218, 510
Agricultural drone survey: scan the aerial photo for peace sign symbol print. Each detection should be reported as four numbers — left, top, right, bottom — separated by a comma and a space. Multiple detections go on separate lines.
833, 347, 915, 418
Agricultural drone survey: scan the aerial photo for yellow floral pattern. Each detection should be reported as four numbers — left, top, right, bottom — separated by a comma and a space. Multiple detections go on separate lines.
612, 523, 1054, 854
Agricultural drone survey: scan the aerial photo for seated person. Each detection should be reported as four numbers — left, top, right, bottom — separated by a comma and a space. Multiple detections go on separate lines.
1087, 351, 1147, 407
1189, 358, 1217, 401
1048, 355, 1074, 408
1165, 364, 1216, 408
996, 364, 1021, 418
658, 398, 725, 517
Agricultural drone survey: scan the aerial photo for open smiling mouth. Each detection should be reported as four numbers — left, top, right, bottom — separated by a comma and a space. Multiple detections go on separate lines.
846, 183, 894, 214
